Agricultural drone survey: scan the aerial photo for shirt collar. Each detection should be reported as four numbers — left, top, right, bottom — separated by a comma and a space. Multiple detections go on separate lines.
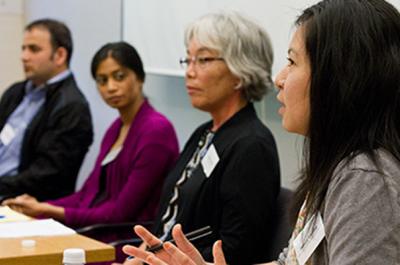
25, 69, 72, 93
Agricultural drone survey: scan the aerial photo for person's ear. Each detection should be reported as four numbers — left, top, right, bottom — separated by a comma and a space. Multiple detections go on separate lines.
233, 75, 242, 90
234, 81, 242, 90
53, 47, 68, 66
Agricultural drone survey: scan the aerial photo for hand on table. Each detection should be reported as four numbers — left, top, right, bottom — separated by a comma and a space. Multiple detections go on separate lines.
2, 194, 42, 216
2, 193, 64, 220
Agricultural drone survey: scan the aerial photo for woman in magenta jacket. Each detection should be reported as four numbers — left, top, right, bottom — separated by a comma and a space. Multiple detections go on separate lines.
3, 42, 180, 262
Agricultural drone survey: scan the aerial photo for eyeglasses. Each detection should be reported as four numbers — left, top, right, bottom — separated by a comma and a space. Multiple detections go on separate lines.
179, 56, 224, 69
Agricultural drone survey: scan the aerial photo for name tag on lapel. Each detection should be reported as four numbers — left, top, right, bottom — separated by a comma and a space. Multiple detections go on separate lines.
0, 124, 16, 146
293, 212, 325, 265
201, 144, 220, 178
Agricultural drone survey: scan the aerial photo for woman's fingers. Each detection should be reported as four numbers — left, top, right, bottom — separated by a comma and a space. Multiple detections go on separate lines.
18, 194, 31, 199
122, 245, 153, 262
171, 224, 204, 264
212, 241, 227, 265
130, 224, 224, 265
134, 225, 162, 248
3, 197, 28, 208
163, 242, 196, 265
171, 224, 193, 252
3, 200, 25, 213
1, 198, 12, 206
130, 226, 173, 263
146, 255, 169, 265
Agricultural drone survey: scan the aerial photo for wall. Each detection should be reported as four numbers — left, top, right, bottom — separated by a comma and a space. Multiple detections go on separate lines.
24, 0, 303, 189
122, 0, 317, 76
0, 0, 24, 96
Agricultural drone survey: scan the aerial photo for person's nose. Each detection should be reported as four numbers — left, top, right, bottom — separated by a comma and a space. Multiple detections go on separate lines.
21, 48, 30, 62
185, 60, 197, 79
274, 68, 287, 91
106, 79, 118, 93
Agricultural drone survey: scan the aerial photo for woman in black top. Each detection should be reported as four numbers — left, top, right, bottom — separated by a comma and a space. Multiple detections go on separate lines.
117, 11, 280, 265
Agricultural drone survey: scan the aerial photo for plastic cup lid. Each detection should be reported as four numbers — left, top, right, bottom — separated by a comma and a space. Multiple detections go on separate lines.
21, 239, 36, 248
63, 248, 86, 264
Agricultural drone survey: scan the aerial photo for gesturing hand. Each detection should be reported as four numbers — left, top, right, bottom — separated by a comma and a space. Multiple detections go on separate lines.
122, 224, 227, 265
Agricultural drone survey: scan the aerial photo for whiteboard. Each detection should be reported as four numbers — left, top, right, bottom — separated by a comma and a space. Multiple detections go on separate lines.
123, 0, 400, 76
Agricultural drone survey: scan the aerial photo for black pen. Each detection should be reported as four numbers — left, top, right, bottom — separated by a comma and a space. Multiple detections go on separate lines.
147, 226, 212, 253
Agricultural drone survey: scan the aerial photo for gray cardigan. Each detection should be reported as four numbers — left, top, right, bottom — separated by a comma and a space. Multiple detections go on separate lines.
277, 149, 400, 264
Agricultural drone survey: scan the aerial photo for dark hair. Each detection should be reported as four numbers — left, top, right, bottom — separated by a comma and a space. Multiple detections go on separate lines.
293, 0, 400, 221
91, 42, 145, 82
26, 18, 73, 66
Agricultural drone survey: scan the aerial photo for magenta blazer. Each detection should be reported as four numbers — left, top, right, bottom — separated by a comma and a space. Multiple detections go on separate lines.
48, 100, 179, 231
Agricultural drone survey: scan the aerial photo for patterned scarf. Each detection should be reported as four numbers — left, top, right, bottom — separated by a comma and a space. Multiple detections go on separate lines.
286, 200, 312, 265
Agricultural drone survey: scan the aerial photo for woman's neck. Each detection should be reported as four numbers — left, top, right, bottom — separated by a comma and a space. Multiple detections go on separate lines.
118, 96, 145, 126
210, 97, 247, 132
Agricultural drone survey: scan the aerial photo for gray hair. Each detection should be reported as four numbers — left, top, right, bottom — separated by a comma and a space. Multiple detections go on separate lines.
184, 12, 274, 102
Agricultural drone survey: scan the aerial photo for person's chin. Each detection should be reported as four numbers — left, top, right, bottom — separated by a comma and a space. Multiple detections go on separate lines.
278, 106, 285, 116
24, 72, 34, 79
281, 119, 290, 131
106, 101, 120, 109
190, 98, 203, 109
191, 102, 210, 113
282, 121, 304, 136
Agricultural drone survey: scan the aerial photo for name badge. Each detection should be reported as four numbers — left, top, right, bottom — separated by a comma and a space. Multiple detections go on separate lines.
0, 124, 16, 146
201, 144, 219, 178
293, 212, 325, 265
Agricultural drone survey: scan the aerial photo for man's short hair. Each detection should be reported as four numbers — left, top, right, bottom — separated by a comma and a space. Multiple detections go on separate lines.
26, 19, 73, 66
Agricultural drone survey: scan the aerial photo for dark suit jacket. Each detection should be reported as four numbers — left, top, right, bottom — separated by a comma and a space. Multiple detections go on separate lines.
0, 74, 93, 201
153, 103, 280, 265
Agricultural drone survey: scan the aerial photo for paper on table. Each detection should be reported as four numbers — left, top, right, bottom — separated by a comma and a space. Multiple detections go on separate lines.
0, 218, 76, 238
0, 206, 32, 223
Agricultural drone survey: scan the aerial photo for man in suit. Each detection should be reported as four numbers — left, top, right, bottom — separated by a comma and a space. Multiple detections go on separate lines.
0, 19, 93, 202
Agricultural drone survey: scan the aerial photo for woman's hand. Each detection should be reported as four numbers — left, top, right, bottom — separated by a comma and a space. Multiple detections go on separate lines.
122, 224, 227, 265
2, 194, 42, 216
2, 194, 38, 205
121, 225, 173, 264
2, 194, 65, 220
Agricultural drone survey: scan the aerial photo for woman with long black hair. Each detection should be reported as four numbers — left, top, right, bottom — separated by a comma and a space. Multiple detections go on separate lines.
123, 0, 400, 264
